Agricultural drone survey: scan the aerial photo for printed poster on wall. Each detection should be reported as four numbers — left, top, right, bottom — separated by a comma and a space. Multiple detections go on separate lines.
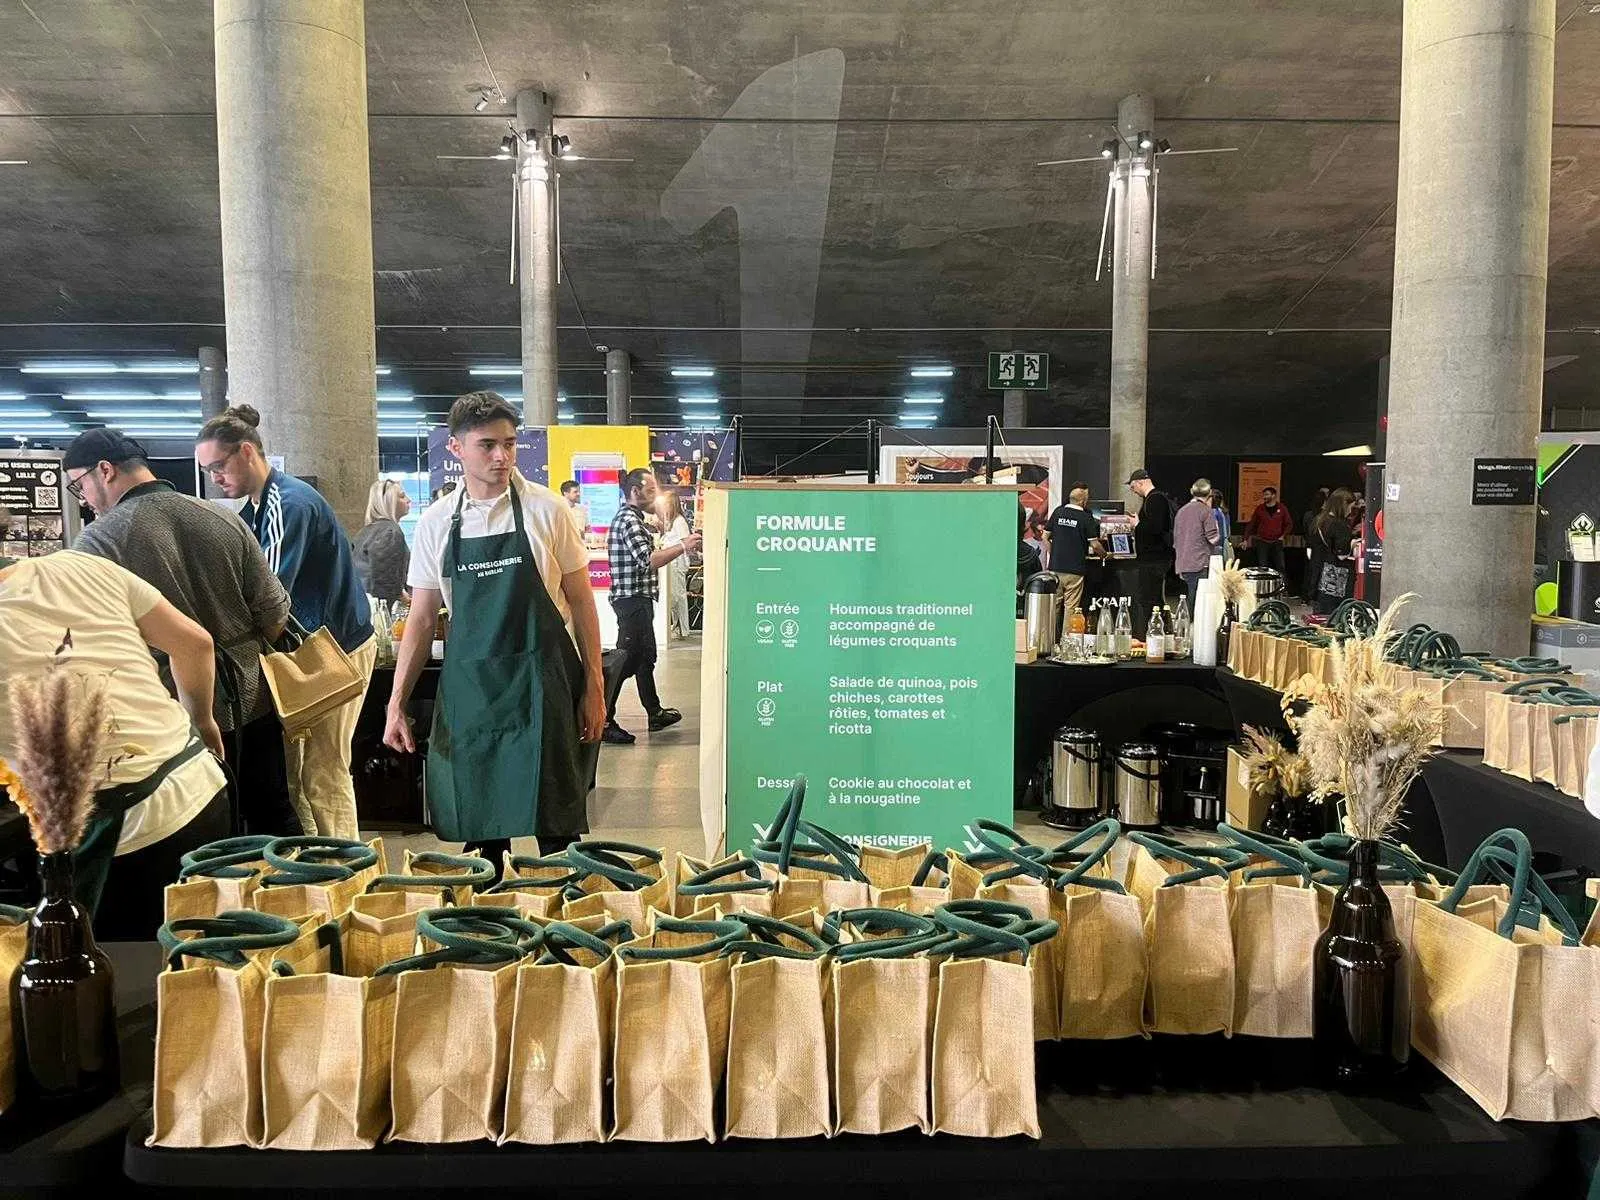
427, 427, 549, 496
718, 485, 1015, 853
0, 449, 71, 557
877, 442, 1062, 528
1235, 462, 1282, 523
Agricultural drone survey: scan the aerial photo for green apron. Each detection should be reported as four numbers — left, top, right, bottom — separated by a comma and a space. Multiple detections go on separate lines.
425, 483, 594, 842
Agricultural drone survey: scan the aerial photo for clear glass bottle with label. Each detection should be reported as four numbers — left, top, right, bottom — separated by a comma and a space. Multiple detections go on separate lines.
1147, 607, 1167, 662
1095, 599, 1116, 657
1114, 598, 1132, 660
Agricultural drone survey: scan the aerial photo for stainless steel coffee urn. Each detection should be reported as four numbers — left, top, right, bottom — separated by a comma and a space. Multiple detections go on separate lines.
1114, 743, 1164, 830
1044, 727, 1103, 830
1022, 571, 1060, 657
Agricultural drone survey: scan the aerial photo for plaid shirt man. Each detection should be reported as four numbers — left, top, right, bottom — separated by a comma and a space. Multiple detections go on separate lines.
607, 502, 658, 601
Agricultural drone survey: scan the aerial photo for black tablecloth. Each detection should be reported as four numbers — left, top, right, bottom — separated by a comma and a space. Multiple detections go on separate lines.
1422, 751, 1600, 880
1015, 660, 1230, 803
123, 1040, 1562, 1199
1216, 666, 1296, 742
0, 941, 162, 1190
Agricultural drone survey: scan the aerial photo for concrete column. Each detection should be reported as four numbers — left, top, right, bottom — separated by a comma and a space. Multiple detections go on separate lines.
197, 345, 227, 421
606, 348, 632, 425
1382, 0, 1555, 653
1109, 92, 1154, 494
1002, 388, 1028, 428
213, 0, 376, 532
517, 89, 559, 427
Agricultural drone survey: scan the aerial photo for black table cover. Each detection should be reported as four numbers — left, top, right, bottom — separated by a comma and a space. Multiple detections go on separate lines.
1421, 751, 1600, 881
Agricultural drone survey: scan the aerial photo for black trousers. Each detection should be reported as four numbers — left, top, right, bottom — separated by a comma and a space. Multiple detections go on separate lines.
1254, 539, 1287, 577
607, 595, 662, 720
224, 710, 301, 836
95, 786, 233, 941
1133, 559, 1172, 639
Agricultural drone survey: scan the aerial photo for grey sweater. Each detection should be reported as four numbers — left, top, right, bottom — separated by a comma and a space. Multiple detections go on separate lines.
351, 518, 411, 603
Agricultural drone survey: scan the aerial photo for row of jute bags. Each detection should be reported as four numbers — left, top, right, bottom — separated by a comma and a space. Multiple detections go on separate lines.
1479, 678, 1600, 799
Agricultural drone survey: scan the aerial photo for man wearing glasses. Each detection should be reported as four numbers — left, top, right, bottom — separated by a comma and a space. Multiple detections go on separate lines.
64, 426, 301, 836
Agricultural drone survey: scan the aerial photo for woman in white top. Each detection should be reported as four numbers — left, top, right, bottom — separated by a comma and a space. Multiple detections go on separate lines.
0, 519, 230, 939
655, 488, 695, 639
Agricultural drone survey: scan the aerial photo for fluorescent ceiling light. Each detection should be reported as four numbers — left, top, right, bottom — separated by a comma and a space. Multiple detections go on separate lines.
0, 393, 28, 402
1323, 444, 1373, 457
0, 407, 54, 419
903, 395, 944, 405
3, 423, 75, 435
62, 391, 201, 402
85, 410, 201, 420
23, 362, 196, 375
670, 367, 716, 378
120, 364, 199, 375
375, 367, 392, 376
469, 366, 521, 377
679, 395, 719, 406
909, 366, 953, 378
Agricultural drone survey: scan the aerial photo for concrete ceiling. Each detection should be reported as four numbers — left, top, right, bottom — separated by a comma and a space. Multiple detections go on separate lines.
1, 0, 1599, 468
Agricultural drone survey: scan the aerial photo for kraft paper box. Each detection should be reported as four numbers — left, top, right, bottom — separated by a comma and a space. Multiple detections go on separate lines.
1224, 747, 1271, 831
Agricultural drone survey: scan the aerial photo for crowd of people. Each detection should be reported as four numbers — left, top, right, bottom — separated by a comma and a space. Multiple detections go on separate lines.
0, 391, 705, 934
1020, 470, 1364, 632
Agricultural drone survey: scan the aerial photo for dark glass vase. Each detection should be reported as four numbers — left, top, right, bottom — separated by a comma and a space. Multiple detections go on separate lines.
1217, 601, 1238, 667
1313, 838, 1407, 1082
12, 851, 119, 1107
1262, 792, 1329, 840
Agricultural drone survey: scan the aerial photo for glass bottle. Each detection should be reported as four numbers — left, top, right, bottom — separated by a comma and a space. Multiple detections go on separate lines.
1113, 599, 1132, 660
1173, 597, 1191, 658
373, 600, 394, 666
1161, 605, 1176, 657
1146, 607, 1166, 662
1095, 600, 1115, 657
1313, 839, 1408, 1082
1217, 599, 1239, 669
13, 851, 119, 1107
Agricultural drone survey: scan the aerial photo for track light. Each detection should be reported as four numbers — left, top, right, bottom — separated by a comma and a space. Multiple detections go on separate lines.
1100, 140, 1115, 159
498, 134, 516, 159
1155, 138, 1172, 154
474, 92, 489, 112
1137, 131, 1153, 150
551, 134, 571, 157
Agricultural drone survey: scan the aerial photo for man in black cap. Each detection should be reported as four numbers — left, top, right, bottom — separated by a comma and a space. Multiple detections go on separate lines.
65, 426, 301, 835
1127, 469, 1174, 638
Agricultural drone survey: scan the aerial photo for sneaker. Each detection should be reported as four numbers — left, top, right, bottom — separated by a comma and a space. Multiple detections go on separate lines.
647, 708, 684, 732
602, 722, 636, 745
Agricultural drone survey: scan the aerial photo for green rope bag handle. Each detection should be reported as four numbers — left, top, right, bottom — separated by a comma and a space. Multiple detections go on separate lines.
374, 940, 525, 976
565, 840, 665, 892
1216, 823, 1315, 883
967, 819, 1050, 887
614, 916, 747, 962
532, 918, 636, 966
931, 899, 1055, 962
177, 835, 277, 880
729, 911, 831, 953
973, 818, 1126, 893
492, 853, 586, 894
259, 836, 379, 887
1385, 623, 1432, 664
1327, 599, 1378, 637
157, 909, 304, 972
833, 931, 949, 961
1127, 832, 1248, 886
678, 856, 776, 900
416, 905, 545, 957
1485, 656, 1570, 675
1423, 658, 1502, 681
1245, 599, 1293, 630
1442, 834, 1582, 946
1502, 677, 1573, 697
0, 903, 30, 924
910, 849, 949, 887
763, 776, 809, 876
820, 907, 936, 946
1041, 818, 1126, 893
1406, 629, 1461, 670
794, 820, 870, 883
367, 851, 495, 898
1296, 833, 1436, 885
1554, 711, 1600, 727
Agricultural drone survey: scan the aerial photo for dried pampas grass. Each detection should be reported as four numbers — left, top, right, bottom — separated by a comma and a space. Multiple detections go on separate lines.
1292, 594, 1444, 841
1218, 562, 1249, 607
2, 672, 108, 854
1240, 725, 1312, 799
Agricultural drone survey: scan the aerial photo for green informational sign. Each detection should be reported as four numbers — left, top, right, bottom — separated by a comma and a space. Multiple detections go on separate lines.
723, 486, 1015, 855
987, 351, 1048, 390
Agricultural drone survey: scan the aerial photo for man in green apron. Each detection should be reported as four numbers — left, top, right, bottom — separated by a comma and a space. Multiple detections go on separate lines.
383, 392, 606, 871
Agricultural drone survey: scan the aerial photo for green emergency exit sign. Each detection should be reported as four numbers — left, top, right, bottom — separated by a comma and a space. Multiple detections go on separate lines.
987, 351, 1048, 390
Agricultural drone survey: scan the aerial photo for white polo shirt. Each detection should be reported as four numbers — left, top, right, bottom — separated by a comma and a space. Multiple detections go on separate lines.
0, 552, 227, 856
408, 477, 589, 628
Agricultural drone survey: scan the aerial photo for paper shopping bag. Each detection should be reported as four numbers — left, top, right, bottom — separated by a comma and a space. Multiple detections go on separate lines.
562, 840, 675, 927
611, 917, 740, 1143
831, 954, 936, 1134
1229, 878, 1320, 1038
1056, 886, 1147, 1039
976, 879, 1060, 1041
150, 911, 339, 1148
260, 909, 401, 1151
502, 920, 634, 1145
929, 956, 1039, 1138
723, 917, 835, 1140
0, 907, 27, 1114
1127, 836, 1238, 1036
367, 849, 493, 908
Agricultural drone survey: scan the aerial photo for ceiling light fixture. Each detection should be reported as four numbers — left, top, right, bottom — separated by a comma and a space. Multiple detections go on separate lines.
498, 134, 516, 159
469, 366, 521, 376
551, 134, 571, 157
84, 409, 201, 420
903, 395, 944, 406
1138, 131, 1154, 150
1323, 444, 1374, 458
0, 406, 53, 418
61, 391, 201, 402
670, 367, 716, 378
375, 366, 392, 376
679, 395, 719, 406
1155, 138, 1172, 154
909, 366, 953, 378
1100, 140, 1116, 159
474, 92, 490, 112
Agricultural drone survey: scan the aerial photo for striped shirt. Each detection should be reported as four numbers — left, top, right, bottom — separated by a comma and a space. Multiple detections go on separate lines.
240, 469, 374, 654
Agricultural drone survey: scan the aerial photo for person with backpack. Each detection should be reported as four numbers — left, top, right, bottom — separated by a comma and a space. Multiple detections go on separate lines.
1127, 469, 1174, 638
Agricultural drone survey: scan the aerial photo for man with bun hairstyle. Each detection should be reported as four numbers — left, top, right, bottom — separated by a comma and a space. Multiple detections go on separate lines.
196, 404, 375, 840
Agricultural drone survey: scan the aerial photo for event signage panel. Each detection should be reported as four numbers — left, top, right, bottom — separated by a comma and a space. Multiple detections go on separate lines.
721, 486, 1015, 854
